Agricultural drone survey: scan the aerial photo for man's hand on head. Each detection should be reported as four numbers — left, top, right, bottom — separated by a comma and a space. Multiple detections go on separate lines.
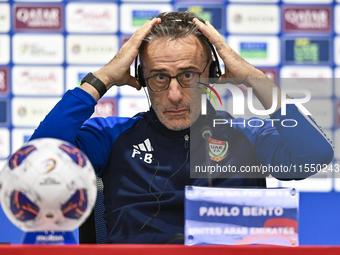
80, 18, 161, 101
192, 18, 266, 84
192, 17, 283, 114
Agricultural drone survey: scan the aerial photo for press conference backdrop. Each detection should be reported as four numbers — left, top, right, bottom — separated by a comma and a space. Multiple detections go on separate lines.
0, 0, 340, 245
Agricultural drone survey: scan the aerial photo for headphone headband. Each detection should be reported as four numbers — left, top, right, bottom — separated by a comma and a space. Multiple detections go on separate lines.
207, 41, 222, 78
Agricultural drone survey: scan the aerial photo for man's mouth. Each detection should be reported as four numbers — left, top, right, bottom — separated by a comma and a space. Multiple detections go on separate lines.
164, 109, 188, 115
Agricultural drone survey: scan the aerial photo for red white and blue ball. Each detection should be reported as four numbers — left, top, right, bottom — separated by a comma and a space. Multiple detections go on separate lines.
0, 138, 97, 232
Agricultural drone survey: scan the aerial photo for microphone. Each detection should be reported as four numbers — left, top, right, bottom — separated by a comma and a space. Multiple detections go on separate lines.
202, 126, 212, 140
201, 126, 213, 187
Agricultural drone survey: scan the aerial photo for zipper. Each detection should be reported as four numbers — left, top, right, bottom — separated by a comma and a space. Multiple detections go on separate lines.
184, 134, 189, 148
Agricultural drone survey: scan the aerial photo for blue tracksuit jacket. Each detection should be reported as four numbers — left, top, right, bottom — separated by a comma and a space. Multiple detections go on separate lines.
30, 87, 334, 243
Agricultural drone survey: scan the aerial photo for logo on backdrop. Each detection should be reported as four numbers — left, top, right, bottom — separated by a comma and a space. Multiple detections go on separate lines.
227, 4, 279, 34
0, 67, 8, 94
228, 36, 280, 66
0, 35, 10, 65
14, 4, 63, 31
91, 99, 117, 118
12, 34, 64, 64
0, 100, 8, 125
66, 35, 118, 64
12, 66, 63, 96
132, 10, 159, 26
66, 3, 118, 33
11, 98, 60, 127
284, 37, 331, 65
0, 128, 10, 158
283, 6, 331, 33
177, 6, 223, 31
240, 42, 267, 59
0, 3, 10, 33
120, 4, 172, 34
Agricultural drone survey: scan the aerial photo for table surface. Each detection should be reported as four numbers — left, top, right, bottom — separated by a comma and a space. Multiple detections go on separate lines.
1, 244, 340, 255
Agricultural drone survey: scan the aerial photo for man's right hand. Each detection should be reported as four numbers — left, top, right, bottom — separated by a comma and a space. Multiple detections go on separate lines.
80, 17, 161, 100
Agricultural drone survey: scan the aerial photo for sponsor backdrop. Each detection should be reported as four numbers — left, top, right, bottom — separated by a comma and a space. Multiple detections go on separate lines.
0, 0, 340, 245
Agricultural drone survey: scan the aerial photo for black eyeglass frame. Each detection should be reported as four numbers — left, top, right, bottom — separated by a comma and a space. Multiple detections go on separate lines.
144, 59, 211, 92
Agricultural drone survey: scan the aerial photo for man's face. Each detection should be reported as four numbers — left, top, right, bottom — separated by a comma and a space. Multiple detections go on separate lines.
142, 36, 209, 131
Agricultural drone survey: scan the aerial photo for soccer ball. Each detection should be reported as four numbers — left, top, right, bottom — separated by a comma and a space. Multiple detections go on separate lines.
0, 138, 97, 232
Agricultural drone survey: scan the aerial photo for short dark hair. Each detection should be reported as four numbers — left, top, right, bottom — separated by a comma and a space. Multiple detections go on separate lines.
139, 12, 212, 66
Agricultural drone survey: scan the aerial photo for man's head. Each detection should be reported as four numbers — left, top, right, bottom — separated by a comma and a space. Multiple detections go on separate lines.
139, 12, 211, 65
139, 12, 214, 131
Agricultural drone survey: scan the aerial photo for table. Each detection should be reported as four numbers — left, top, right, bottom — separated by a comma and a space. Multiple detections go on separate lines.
1, 244, 340, 255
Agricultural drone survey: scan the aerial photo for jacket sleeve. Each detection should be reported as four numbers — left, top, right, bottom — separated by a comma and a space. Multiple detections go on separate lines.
233, 104, 334, 180
30, 87, 140, 175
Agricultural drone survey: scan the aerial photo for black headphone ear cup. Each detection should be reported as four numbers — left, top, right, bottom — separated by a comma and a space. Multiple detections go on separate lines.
209, 61, 218, 82
138, 65, 146, 87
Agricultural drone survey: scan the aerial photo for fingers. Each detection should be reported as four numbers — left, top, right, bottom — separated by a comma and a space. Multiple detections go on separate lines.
122, 68, 141, 90
193, 18, 211, 38
192, 18, 220, 41
121, 17, 161, 68
118, 17, 161, 65
192, 18, 226, 52
101, 18, 161, 87
205, 21, 221, 39
128, 18, 161, 49
124, 17, 160, 89
127, 76, 142, 91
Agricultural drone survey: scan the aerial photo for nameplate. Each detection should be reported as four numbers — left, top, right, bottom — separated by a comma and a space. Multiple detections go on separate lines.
184, 186, 299, 246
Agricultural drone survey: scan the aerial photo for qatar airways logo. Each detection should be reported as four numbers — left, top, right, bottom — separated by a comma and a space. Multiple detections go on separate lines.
283, 7, 331, 33
14, 5, 63, 31
200, 85, 312, 128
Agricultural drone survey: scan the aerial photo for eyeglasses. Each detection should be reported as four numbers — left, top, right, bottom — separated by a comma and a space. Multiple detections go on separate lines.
144, 60, 210, 92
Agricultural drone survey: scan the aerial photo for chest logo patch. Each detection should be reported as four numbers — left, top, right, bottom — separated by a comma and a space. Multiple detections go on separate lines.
131, 138, 154, 164
209, 138, 228, 162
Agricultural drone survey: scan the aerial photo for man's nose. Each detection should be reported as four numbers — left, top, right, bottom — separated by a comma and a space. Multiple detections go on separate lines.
167, 78, 183, 103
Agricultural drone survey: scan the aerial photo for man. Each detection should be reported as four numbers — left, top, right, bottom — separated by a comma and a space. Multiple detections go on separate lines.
30, 12, 333, 243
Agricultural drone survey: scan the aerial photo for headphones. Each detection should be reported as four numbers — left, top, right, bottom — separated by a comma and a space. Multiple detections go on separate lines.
135, 40, 222, 87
